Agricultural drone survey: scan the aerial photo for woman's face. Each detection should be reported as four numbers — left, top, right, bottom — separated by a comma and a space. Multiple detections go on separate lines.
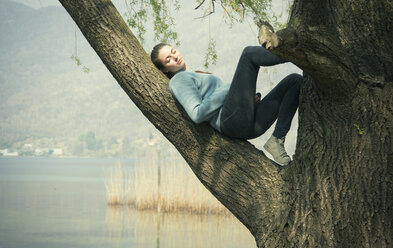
158, 45, 186, 74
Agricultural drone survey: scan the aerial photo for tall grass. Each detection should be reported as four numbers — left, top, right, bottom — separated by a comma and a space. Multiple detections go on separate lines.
105, 149, 230, 215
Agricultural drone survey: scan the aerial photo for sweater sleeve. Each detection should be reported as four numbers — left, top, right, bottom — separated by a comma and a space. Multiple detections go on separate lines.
169, 73, 227, 124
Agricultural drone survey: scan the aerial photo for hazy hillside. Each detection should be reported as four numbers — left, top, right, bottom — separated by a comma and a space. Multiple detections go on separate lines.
0, 0, 301, 157
0, 0, 157, 155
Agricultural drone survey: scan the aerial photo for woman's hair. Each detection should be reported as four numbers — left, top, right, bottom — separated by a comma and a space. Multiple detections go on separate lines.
150, 43, 174, 79
150, 43, 211, 79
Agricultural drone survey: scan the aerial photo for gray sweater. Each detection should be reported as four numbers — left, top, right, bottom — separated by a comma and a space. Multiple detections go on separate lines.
169, 70, 230, 132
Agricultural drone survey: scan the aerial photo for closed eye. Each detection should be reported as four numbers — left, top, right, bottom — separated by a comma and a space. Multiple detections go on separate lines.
164, 48, 176, 64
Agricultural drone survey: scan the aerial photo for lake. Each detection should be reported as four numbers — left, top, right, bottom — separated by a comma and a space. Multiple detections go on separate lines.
0, 157, 255, 248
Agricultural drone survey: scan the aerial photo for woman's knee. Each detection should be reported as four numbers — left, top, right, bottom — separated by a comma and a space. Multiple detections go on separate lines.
290, 73, 302, 84
241, 46, 258, 59
286, 73, 303, 87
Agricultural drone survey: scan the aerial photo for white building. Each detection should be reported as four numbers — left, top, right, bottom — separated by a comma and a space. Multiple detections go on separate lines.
0, 149, 19, 156
52, 149, 63, 156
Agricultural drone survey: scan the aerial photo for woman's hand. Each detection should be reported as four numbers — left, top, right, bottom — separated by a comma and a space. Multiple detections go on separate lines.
255, 92, 261, 103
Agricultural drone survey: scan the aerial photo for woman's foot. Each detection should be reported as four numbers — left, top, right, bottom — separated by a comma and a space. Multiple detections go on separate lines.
258, 21, 280, 49
263, 135, 291, 165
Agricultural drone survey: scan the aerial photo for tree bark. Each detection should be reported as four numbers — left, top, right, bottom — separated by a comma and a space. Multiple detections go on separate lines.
270, 0, 393, 247
59, 0, 392, 247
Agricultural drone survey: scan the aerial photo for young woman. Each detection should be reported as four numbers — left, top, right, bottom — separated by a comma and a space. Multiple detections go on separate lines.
150, 38, 302, 165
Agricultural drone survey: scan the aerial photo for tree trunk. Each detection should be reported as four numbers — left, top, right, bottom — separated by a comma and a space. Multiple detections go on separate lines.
59, 0, 392, 247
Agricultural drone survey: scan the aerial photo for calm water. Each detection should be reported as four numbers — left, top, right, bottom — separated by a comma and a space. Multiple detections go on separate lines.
0, 157, 255, 248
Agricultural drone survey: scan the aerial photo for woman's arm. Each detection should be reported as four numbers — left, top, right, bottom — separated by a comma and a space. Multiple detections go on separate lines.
169, 73, 228, 124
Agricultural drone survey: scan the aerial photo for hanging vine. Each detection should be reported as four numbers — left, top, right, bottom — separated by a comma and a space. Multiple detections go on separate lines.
70, 24, 90, 73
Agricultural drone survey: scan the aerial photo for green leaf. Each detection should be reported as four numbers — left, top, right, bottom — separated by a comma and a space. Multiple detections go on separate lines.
204, 38, 217, 69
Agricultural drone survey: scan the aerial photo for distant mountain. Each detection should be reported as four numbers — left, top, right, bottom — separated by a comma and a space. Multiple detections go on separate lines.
0, 0, 157, 155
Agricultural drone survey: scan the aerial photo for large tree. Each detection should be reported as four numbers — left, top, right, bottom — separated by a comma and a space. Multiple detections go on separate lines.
59, 0, 392, 247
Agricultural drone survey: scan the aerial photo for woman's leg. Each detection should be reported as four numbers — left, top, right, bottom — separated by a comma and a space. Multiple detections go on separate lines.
253, 73, 302, 165
220, 46, 287, 138
250, 73, 302, 139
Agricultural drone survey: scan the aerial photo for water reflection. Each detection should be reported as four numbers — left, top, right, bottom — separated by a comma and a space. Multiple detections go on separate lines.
105, 206, 255, 248
0, 157, 256, 248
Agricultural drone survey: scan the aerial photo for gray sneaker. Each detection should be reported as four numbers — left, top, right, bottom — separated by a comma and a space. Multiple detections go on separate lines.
263, 135, 291, 165
257, 21, 279, 49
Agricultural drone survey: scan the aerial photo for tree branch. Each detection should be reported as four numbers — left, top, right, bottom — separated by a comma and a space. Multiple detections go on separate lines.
266, 0, 392, 99
261, 25, 356, 100
194, 0, 206, 10
59, 0, 289, 239
194, 0, 215, 19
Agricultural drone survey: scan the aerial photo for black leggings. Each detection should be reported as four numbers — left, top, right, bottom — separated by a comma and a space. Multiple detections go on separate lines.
220, 46, 302, 139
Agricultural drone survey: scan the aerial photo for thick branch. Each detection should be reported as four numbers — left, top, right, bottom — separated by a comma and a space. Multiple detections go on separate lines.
261, 25, 356, 101
59, 0, 289, 240
265, 0, 393, 99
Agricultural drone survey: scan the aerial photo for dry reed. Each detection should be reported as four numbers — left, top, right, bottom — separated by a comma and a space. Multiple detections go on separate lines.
105, 150, 230, 215
104, 207, 256, 247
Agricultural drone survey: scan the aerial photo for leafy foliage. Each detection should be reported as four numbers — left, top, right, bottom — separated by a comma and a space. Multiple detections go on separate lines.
353, 124, 365, 135
125, 0, 180, 46
71, 54, 90, 73
123, 0, 291, 68
218, 0, 272, 24
204, 38, 217, 68
196, 0, 292, 29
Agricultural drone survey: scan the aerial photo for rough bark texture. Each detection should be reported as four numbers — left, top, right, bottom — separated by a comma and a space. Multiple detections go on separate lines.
59, 0, 392, 247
